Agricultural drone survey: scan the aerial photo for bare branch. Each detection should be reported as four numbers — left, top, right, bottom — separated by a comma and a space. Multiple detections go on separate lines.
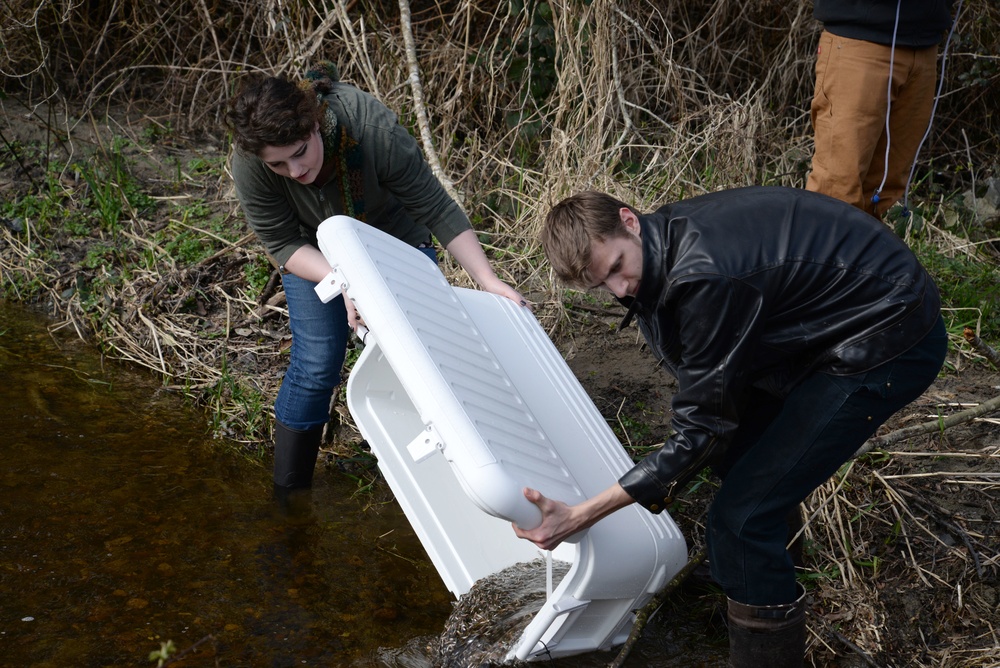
608, 548, 707, 668
397, 0, 463, 206
964, 327, 1000, 369
856, 394, 1000, 457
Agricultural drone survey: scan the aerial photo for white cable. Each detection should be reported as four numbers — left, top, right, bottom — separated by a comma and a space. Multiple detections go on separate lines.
872, 0, 903, 206
901, 0, 965, 216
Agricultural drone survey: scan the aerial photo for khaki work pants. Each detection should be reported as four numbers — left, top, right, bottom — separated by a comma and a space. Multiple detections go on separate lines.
806, 30, 939, 218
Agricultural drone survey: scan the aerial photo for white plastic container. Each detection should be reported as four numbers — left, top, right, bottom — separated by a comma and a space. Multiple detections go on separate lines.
315, 216, 688, 661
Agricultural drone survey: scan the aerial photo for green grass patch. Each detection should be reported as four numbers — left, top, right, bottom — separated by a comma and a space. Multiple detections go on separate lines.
911, 236, 1000, 335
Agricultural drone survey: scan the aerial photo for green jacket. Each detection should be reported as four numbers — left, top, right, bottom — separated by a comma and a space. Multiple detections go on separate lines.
231, 82, 471, 269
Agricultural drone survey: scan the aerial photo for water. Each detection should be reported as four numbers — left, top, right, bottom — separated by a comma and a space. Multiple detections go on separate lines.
0, 302, 451, 667
0, 302, 727, 667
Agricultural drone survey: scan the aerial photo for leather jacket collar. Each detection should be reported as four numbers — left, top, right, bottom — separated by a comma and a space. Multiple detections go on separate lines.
617, 213, 668, 332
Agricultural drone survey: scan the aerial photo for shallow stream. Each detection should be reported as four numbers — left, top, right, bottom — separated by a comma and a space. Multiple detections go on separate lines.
0, 302, 725, 667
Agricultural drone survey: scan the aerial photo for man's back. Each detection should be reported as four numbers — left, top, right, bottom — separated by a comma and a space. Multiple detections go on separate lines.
634, 186, 940, 390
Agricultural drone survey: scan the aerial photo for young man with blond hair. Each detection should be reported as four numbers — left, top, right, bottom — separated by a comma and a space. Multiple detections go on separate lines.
519, 186, 945, 666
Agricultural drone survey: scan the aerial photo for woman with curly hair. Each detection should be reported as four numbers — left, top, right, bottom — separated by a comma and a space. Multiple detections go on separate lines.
226, 64, 525, 497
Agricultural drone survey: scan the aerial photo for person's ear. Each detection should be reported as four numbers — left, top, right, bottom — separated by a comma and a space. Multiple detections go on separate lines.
619, 207, 641, 237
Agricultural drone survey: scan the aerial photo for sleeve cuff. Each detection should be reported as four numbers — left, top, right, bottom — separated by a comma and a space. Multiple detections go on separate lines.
618, 463, 675, 514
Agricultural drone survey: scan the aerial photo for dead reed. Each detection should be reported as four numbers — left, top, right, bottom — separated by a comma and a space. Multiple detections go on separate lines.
2, 2, 999, 666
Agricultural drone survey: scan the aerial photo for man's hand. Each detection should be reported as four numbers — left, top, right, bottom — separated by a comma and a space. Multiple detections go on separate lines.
512, 483, 636, 551
512, 487, 579, 551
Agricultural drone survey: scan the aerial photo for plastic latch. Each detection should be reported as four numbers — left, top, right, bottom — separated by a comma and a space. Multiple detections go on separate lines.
406, 424, 443, 463
356, 325, 374, 347
313, 270, 342, 303
526, 597, 591, 657
550, 597, 590, 613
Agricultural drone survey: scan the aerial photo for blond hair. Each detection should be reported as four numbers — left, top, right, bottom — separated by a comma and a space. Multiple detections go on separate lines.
540, 191, 637, 288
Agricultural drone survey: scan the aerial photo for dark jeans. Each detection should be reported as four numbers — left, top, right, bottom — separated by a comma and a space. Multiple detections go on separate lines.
273, 246, 439, 430
707, 316, 947, 606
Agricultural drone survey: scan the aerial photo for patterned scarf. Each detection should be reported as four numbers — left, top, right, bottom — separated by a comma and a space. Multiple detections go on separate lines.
303, 62, 366, 221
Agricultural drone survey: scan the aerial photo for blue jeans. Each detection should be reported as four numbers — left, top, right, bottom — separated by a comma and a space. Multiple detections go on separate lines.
707, 315, 947, 605
273, 246, 438, 430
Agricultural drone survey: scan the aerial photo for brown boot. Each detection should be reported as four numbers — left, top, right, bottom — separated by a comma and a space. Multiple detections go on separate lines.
727, 586, 806, 668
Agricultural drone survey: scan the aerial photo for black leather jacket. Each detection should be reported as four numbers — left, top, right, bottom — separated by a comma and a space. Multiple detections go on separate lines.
617, 186, 941, 513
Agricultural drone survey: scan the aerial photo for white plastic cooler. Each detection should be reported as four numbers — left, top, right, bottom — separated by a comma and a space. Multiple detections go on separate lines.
314, 216, 687, 661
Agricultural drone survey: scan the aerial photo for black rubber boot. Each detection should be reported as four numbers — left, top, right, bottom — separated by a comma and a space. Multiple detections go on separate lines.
272, 421, 323, 491
727, 586, 806, 668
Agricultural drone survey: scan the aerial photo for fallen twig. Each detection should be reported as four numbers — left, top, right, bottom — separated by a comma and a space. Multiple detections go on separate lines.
0, 125, 40, 191
805, 609, 881, 668
608, 547, 707, 668
895, 484, 986, 578
964, 327, 1000, 369
161, 634, 217, 666
565, 301, 623, 318
257, 268, 282, 307
855, 394, 1000, 457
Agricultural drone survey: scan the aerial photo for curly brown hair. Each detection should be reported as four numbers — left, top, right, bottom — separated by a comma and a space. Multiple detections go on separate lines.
225, 73, 326, 155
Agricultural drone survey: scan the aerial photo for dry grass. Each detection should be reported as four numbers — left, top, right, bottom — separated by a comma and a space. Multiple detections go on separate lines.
2, 1, 999, 666
802, 449, 1000, 667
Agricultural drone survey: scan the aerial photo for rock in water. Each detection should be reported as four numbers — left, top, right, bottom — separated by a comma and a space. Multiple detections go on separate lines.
430, 558, 571, 667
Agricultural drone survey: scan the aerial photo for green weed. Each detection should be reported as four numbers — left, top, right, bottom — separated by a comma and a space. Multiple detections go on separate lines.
148, 639, 176, 667
243, 255, 273, 298
140, 120, 174, 145
206, 357, 270, 449
911, 236, 1000, 335
797, 565, 841, 583
1, 169, 68, 235
618, 412, 653, 444
163, 231, 213, 266
72, 140, 156, 233
186, 155, 225, 177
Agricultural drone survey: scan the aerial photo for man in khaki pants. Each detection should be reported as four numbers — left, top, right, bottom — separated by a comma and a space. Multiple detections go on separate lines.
806, 0, 955, 218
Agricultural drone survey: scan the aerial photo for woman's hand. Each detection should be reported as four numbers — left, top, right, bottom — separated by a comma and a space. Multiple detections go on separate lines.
282, 245, 370, 333
478, 275, 531, 310
342, 290, 366, 333
445, 230, 531, 310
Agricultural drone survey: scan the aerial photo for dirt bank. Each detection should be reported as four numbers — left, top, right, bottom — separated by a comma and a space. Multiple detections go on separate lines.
2, 106, 998, 667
